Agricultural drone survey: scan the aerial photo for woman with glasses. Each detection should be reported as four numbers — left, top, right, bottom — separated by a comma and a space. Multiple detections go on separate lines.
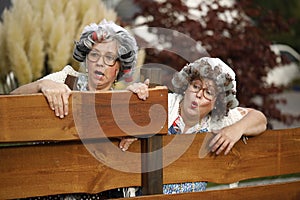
120, 57, 267, 194
166, 57, 267, 193
10, 19, 149, 199
11, 19, 149, 118
167, 57, 267, 152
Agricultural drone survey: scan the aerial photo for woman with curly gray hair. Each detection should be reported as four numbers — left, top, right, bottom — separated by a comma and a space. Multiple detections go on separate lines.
163, 57, 267, 194
171, 56, 239, 121
169, 57, 266, 151
73, 19, 138, 86
11, 19, 149, 118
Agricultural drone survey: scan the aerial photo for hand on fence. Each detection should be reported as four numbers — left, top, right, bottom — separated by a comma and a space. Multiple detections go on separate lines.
38, 80, 71, 119
209, 125, 243, 155
126, 79, 150, 100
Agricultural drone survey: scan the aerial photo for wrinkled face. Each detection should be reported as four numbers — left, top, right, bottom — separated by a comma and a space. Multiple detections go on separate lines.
86, 41, 120, 91
182, 78, 217, 121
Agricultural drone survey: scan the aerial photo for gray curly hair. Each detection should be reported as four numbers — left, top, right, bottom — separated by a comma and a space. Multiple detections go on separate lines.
73, 19, 138, 81
172, 57, 239, 119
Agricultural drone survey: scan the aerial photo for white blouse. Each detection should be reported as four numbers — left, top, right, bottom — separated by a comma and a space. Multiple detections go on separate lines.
41, 65, 80, 83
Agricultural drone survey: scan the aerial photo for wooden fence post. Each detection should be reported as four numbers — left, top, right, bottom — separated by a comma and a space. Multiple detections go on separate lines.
141, 135, 163, 195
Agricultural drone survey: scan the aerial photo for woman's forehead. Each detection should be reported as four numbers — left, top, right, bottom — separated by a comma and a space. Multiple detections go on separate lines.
192, 78, 216, 87
92, 40, 118, 53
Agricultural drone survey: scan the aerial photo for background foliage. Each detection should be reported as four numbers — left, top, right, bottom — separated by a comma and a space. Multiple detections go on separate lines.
252, 0, 300, 52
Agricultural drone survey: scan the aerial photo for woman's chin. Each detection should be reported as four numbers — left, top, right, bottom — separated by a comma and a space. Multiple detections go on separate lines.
96, 82, 111, 91
186, 108, 200, 117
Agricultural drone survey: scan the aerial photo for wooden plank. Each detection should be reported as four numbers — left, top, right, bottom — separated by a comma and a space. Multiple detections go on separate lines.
1, 129, 299, 199
163, 128, 300, 184
0, 140, 142, 199
0, 86, 168, 142
121, 181, 300, 200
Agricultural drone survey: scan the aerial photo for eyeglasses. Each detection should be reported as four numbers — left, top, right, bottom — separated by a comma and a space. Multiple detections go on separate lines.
87, 51, 118, 66
188, 80, 217, 101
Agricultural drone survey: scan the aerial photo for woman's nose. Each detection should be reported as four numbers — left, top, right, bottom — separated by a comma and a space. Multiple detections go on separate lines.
96, 56, 105, 66
196, 89, 204, 98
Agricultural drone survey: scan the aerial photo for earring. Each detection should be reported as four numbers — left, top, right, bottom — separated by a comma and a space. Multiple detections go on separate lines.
85, 59, 89, 73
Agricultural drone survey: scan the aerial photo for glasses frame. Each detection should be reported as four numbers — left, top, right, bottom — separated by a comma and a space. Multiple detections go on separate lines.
188, 80, 217, 101
87, 50, 119, 66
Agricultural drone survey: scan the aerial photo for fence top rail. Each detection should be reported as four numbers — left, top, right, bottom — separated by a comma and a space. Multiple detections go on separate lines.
0, 86, 168, 143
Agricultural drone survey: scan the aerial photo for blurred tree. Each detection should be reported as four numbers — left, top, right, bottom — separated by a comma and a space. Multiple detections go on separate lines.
252, 0, 300, 52
123, 0, 299, 127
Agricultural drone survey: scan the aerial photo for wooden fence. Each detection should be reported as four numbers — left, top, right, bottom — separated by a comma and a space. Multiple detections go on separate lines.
0, 87, 299, 199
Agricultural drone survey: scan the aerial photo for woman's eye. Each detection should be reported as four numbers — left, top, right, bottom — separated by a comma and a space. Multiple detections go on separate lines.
207, 90, 215, 96
105, 56, 114, 61
192, 84, 201, 91
90, 52, 99, 57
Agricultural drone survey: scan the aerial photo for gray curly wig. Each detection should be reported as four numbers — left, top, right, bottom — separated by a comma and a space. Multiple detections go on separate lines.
73, 19, 138, 81
172, 57, 239, 120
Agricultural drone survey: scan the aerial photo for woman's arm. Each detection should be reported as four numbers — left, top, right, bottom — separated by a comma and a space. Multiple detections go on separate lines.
234, 108, 267, 136
10, 80, 44, 94
10, 66, 80, 118
209, 108, 267, 155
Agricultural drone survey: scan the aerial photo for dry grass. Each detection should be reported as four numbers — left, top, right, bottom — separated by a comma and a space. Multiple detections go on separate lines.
0, 0, 117, 85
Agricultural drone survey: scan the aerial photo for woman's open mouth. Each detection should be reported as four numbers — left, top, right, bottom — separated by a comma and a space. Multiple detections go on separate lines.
191, 101, 198, 109
94, 70, 105, 80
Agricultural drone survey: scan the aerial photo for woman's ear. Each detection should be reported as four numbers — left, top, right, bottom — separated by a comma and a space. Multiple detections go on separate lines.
115, 68, 120, 77
116, 62, 121, 76
211, 101, 217, 111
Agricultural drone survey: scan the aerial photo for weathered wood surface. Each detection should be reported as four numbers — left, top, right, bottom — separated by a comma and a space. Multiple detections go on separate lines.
0, 140, 142, 199
123, 181, 300, 200
163, 128, 300, 184
0, 87, 168, 142
0, 128, 300, 199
